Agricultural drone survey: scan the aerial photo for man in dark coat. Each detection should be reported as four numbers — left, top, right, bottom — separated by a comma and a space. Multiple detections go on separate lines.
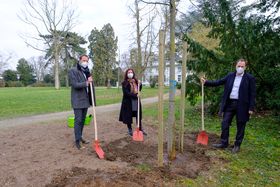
201, 59, 256, 153
68, 54, 96, 150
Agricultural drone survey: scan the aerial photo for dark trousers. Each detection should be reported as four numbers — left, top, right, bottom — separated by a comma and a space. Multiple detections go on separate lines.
74, 108, 88, 142
127, 111, 142, 130
221, 100, 247, 146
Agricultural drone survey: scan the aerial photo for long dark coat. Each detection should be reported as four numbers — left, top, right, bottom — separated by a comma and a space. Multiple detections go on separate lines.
119, 80, 142, 125
205, 72, 256, 122
68, 65, 96, 109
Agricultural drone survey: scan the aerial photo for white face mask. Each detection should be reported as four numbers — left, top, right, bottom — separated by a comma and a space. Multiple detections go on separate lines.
236, 67, 245, 74
80, 61, 88, 68
127, 73, 134, 79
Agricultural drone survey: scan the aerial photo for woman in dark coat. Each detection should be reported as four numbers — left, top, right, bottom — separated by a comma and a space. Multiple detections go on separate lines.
119, 68, 147, 136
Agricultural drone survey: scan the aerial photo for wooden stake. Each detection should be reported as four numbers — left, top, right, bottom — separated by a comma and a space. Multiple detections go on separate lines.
158, 30, 165, 167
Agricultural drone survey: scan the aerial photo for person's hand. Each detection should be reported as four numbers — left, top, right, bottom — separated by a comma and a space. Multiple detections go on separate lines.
87, 76, 93, 83
249, 110, 253, 115
137, 92, 141, 97
200, 77, 206, 85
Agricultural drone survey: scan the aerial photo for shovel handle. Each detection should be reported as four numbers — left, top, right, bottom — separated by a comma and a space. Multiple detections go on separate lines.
137, 81, 140, 129
201, 82, 204, 131
89, 83, 98, 141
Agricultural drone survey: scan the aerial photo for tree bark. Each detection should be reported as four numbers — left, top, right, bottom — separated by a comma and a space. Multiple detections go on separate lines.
167, 0, 176, 160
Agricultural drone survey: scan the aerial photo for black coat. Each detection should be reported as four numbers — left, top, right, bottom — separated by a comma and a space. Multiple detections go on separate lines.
205, 72, 256, 122
119, 80, 142, 125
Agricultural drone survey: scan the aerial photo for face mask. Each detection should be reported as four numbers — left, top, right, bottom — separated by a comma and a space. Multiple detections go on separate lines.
80, 61, 88, 68
127, 73, 133, 79
236, 67, 244, 74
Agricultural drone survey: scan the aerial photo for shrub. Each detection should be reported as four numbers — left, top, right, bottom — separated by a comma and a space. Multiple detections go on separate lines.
31, 82, 53, 87
0, 80, 5, 87
149, 76, 157, 88
176, 82, 181, 89
5, 81, 24, 87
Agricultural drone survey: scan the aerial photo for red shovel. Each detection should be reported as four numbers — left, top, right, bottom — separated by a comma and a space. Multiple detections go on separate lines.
196, 82, 208, 145
89, 83, 105, 159
133, 82, 144, 142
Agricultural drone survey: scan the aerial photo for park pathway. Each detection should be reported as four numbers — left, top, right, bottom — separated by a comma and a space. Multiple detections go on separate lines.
0, 92, 175, 129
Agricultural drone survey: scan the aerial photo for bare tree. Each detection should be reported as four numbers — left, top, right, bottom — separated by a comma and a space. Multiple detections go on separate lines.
29, 56, 48, 82
136, 0, 178, 160
128, 0, 159, 78
18, 0, 78, 89
0, 52, 13, 75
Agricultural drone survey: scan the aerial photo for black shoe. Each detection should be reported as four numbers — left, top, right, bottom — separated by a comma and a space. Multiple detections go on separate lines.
75, 141, 81, 150
128, 128, 133, 136
212, 143, 228, 149
232, 145, 240, 154
81, 138, 89, 144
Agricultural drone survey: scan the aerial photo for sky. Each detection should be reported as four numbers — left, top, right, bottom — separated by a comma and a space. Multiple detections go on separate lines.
0, 0, 256, 70
0, 0, 135, 69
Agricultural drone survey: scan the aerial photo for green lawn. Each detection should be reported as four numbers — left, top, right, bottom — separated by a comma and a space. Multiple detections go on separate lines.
143, 98, 280, 186
0, 86, 165, 119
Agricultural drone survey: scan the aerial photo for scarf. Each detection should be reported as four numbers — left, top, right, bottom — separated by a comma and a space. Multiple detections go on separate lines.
77, 63, 91, 78
128, 79, 138, 94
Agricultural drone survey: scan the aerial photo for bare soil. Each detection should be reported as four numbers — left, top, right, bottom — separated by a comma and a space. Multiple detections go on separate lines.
0, 110, 224, 187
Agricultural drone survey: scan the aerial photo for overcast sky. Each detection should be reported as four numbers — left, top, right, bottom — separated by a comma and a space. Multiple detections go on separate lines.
0, 0, 256, 70
0, 0, 136, 69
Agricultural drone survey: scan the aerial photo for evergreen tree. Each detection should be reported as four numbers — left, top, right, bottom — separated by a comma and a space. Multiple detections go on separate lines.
88, 24, 118, 87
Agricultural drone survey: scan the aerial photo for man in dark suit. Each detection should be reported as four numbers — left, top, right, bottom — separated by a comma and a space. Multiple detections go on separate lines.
68, 54, 96, 150
201, 59, 256, 153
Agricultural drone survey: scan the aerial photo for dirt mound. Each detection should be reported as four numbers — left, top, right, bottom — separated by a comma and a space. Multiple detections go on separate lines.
46, 167, 174, 187
46, 132, 224, 186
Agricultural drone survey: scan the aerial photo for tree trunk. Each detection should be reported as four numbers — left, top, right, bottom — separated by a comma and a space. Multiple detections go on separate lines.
135, 0, 142, 78
65, 74, 69, 88
54, 38, 60, 90
167, 0, 176, 160
107, 78, 111, 88
54, 50, 60, 89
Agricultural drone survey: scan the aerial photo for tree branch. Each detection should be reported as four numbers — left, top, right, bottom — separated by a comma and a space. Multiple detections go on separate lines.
139, 0, 169, 6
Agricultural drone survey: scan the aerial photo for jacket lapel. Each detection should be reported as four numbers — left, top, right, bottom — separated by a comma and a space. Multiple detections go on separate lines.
228, 73, 235, 91
239, 73, 247, 93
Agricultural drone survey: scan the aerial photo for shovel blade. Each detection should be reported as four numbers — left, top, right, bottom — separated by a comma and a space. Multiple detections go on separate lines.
133, 128, 144, 142
93, 140, 105, 159
196, 131, 208, 145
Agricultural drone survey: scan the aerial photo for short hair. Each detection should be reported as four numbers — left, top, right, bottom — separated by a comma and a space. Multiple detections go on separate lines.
236, 58, 247, 65
79, 54, 89, 60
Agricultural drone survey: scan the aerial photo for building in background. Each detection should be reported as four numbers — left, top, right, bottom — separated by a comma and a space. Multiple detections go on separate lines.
142, 59, 187, 87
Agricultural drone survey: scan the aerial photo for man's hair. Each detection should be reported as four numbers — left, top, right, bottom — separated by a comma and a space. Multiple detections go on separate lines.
79, 54, 89, 60
236, 58, 247, 65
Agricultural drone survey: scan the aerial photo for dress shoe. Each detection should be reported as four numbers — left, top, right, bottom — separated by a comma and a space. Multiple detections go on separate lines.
232, 145, 240, 154
81, 138, 89, 144
212, 143, 228, 149
75, 141, 81, 150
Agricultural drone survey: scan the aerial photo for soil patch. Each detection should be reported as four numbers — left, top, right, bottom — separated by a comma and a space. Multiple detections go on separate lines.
0, 109, 226, 187
46, 132, 224, 186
